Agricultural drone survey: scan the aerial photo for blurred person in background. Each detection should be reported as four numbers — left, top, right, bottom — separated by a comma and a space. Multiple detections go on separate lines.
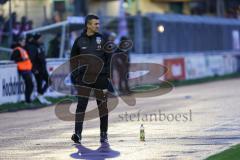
19, 17, 33, 36
102, 31, 117, 94
12, 22, 21, 42
3, 12, 17, 33
52, 11, 62, 23
105, 33, 131, 95
0, 14, 4, 43
20, 16, 27, 32
3, 12, 17, 43
20, 16, 32, 33
26, 20, 33, 30
11, 37, 33, 104
0, 14, 4, 25
47, 33, 60, 58
25, 33, 51, 105
117, 36, 130, 94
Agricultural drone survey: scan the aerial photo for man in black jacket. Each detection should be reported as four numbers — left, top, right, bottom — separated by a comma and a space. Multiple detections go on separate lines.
25, 33, 51, 105
70, 14, 110, 144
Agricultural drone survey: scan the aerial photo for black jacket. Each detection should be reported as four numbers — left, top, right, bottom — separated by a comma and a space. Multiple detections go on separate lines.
70, 31, 111, 87
25, 42, 47, 74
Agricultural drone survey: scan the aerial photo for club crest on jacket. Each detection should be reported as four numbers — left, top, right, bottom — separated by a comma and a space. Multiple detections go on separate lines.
96, 36, 102, 50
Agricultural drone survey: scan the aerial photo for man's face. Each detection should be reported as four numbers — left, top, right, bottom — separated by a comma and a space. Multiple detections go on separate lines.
87, 19, 100, 33
20, 39, 26, 46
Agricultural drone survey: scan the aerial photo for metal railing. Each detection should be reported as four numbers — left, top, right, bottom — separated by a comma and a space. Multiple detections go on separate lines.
0, 47, 12, 60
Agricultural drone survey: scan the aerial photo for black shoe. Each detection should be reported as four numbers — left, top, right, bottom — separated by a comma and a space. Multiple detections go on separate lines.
100, 132, 108, 143
71, 134, 81, 144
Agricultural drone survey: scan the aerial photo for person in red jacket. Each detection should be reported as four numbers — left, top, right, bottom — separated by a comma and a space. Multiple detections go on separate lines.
11, 37, 33, 103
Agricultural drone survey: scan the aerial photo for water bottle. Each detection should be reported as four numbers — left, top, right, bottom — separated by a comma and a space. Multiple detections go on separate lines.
140, 124, 145, 141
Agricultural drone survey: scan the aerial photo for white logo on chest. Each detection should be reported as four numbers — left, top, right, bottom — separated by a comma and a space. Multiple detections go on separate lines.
96, 36, 102, 50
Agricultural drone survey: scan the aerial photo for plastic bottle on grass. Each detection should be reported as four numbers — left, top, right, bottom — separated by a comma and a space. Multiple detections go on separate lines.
140, 124, 145, 141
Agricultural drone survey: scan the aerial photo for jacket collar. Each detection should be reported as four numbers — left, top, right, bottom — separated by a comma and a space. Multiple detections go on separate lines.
81, 29, 101, 38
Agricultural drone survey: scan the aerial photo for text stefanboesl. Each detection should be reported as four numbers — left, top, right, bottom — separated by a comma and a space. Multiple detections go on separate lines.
118, 110, 192, 122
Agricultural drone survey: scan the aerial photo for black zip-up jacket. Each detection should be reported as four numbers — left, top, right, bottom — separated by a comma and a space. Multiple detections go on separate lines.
70, 31, 110, 86
25, 42, 47, 74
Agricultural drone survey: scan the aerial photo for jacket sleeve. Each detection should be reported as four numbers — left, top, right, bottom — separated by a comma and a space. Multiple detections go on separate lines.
36, 46, 48, 73
105, 53, 111, 79
101, 36, 111, 78
70, 38, 80, 85
11, 50, 22, 62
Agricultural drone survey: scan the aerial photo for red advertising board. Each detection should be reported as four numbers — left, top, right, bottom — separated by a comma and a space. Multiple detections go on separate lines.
164, 58, 186, 80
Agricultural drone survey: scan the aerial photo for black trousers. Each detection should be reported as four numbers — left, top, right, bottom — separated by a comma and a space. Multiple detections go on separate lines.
20, 72, 33, 103
33, 71, 49, 95
75, 74, 109, 135
75, 89, 108, 135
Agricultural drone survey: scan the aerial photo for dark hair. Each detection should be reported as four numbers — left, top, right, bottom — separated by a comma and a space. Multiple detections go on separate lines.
120, 36, 129, 41
16, 36, 25, 42
84, 14, 99, 27
33, 33, 42, 40
26, 33, 34, 42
